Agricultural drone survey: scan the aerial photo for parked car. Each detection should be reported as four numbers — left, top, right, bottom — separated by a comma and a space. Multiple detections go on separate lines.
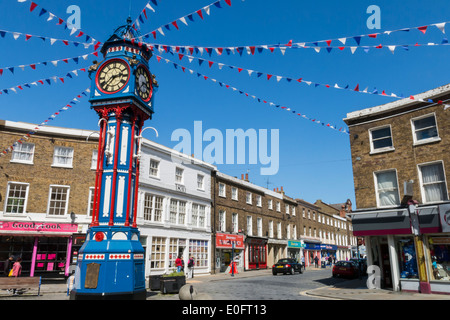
350, 258, 367, 274
332, 260, 359, 278
272, 258, 303, 275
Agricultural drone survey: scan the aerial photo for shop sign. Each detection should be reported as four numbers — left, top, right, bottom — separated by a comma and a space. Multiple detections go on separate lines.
304, 243, 321, 250
288, 240, 305, 248
0, 221, 78, 234
439, 203, 450, 233
216, 233, 245, 249
320, 244, 337, 251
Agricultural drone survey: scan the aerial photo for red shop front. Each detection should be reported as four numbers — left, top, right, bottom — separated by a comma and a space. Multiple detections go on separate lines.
0, 220, 79, 279
246, 236, 268, 270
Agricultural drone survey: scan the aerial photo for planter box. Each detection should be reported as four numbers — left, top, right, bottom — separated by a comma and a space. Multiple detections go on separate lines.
149, 275, 162, 291
160, 276, 186, 294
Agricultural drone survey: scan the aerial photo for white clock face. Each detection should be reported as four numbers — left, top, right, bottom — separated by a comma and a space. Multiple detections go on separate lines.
135, 66, 152, 101
97, 60, 130, 93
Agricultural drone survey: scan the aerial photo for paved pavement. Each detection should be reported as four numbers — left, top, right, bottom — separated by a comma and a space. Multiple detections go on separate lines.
1, 266, 450, 300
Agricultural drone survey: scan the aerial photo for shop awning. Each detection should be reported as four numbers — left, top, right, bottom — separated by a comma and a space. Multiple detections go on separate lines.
350, 208, 412, 236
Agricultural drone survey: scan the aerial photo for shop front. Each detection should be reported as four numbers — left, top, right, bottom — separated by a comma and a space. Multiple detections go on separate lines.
0, 220, 79, 278
215, 233, 245, 273
351, 203, 450, 294
288, 240, 304, 262
304, 242, 322, 267
321, 244, 337, 265
246, 236, 268, 270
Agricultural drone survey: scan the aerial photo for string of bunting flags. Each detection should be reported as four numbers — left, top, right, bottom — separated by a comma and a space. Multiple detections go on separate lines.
145, 19, 449, 56
155, 54, 349, 134
155, 49, 408, 100
0, 51, 97, 76
0, 29, 101, 49
131, 0, 158, 31
15, 0, 100, 46
0, 88, 90, 157
0, 67, 87, 95
134, 0, 233, 41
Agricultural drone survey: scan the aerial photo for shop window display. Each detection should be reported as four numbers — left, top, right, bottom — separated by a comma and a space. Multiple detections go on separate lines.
397, 238, 418, 279
428, 237, 450, 281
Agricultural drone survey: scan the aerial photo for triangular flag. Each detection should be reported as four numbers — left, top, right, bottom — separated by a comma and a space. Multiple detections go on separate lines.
388, 46, 396, 54
417, 26, 428, 34
434, 22, 446, 34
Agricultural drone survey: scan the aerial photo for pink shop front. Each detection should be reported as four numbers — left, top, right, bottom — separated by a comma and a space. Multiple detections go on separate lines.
0, 220, 82, 279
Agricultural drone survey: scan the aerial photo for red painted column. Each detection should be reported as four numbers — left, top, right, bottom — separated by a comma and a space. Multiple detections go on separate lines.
132, 119, 144, 228
91, 117, 107, 227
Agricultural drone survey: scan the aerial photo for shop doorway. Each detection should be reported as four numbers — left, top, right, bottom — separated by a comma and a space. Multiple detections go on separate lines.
380, 244, 393, 289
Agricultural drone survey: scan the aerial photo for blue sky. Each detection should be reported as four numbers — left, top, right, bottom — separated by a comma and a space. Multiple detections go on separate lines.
1, 0, 450, 208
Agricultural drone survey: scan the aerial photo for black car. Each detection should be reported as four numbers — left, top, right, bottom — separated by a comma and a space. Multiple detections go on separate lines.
272, 258, 303, 275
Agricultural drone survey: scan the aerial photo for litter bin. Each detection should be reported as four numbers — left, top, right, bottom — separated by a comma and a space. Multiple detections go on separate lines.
321, 262, 326, 268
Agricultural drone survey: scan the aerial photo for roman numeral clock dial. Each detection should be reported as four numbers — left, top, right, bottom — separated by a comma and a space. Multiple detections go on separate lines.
135, 66, 152, 102
96, 59, 130, 94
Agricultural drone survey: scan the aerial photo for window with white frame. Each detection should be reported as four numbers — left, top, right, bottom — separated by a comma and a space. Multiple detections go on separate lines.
257, 218, 262, 237
268, 220, 274, 238
149, 159, 160, 177
189, 239, 209, 267
218, 210, 226, 231
169, 199, 186, 225
90, 150, 98, 170
286, 224, 291, 239
192, 203, 206, 227
232, 213, 238, 233
52, 146, 74, 168
285, 204, 289, 214
231, 187, 238, 200
197, 174, 204, 190
293, 225, 297, 239
4, 182, 29, 214
144, 193, 164, 222
256, 195, 262, 207
292, 206, 296, 216
47, 185, 69, 216
150, 237, 166, 269
419, 161, 448, 203
412, 113, 439, 144
87, 187, 95, 216
247, 216, 253, 236
268, 199, 273, 210
11, 143, 35, 164
374, 169, 400, 207
219, 183, 226, 197
276, 201, 280, 212
246, 192, 252, 204
370, 125, 394, 153
175, 167, 184, 184
277, 222, 282, 239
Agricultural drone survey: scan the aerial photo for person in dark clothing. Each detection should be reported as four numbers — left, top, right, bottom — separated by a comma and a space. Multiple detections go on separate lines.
3, 256, 14, 277
314, 256, 319, 268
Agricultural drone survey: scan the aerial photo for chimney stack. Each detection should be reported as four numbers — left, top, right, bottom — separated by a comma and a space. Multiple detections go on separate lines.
241, 174, 244, 180
280, 186, 285, 195
245, 173, 249, 182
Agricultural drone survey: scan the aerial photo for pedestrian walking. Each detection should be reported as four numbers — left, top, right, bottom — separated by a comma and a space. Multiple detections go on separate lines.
314, 256, 319, 268
11, 258, 22, 295
3, 256, 14, 277
328, 256, 332, 266
175, 255, 183, 273
186, 256, 195, 279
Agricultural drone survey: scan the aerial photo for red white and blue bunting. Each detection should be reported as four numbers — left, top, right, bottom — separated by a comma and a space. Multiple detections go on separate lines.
15, 0, 99, 45
0, 29, 101, 49
0, 52, 97, 76
131, 0, 159, 30
0, 67, 87, 95
0, 88, 90, 157
156, 55, 349, 134
135, 0, 232, 41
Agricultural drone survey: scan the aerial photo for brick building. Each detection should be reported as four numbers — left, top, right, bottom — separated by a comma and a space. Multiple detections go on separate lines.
344, 84, 450, 294
0, 120, 98, 278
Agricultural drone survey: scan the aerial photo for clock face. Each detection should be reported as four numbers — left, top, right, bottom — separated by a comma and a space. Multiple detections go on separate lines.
135, 66, 152, 102
96, 59, 130, 94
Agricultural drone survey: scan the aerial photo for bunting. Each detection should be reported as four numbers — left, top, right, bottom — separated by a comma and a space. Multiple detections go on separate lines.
156, 55, 349, 134
131, 0, 158, 31
0, 52, 97, 76
0, 68, 87, 96
135, 0, 233, 41
156, 50, 408, 100
0, 88, 90, 157
0, 29, 101, 49
15, 0, 100, 46
148, 38, 450, 57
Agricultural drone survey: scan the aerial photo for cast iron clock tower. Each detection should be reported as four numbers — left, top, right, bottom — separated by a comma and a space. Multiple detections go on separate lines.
71, 18, 158, 300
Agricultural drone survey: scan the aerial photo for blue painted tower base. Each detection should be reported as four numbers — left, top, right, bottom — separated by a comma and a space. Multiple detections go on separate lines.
70, 226, 146, 300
